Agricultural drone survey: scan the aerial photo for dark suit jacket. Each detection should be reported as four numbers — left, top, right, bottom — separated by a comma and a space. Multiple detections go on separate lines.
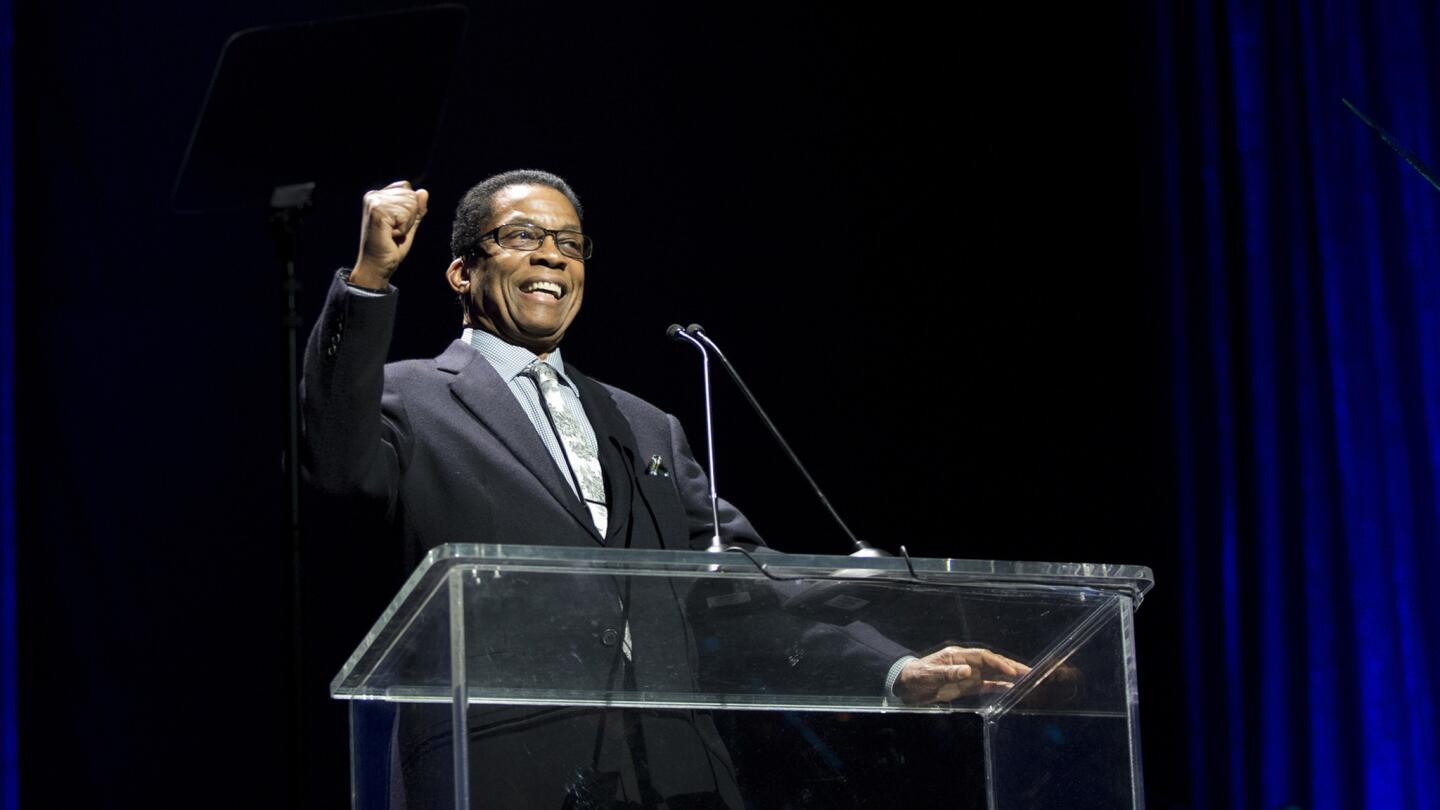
301, 272, 909, 808
300, 272, 760, 568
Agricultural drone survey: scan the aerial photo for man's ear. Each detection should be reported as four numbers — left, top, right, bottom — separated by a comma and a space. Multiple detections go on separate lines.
445, 257, 469, 293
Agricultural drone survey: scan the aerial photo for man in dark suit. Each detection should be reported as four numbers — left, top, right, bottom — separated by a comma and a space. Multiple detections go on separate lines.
302, 170, 1028, 807
302, 172, 756, 573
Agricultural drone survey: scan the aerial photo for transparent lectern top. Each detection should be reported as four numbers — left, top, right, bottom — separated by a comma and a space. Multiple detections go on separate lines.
332, 543, 1152, 716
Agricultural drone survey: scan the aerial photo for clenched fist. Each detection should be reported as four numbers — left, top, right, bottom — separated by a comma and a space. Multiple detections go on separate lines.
350, 180, 430, 289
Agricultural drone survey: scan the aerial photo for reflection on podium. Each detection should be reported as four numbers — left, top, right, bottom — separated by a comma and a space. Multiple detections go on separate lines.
333, 544, 1152, 809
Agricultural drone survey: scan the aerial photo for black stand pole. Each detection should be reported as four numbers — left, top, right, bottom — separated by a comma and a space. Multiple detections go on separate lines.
269, 181, 315, 809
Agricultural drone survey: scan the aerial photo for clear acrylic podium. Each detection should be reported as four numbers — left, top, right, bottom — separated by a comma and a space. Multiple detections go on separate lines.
332, 544, 1153, 809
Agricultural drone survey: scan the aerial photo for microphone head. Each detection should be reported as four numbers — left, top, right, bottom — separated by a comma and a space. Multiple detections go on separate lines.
666, 323, 686, 341
686, 323, 706, 335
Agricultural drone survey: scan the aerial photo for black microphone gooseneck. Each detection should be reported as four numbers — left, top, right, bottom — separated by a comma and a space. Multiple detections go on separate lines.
667, 324, 725, 552
686, 324, 884, 557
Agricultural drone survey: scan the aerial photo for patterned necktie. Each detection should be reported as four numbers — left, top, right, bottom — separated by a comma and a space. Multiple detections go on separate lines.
524, 361, 630, 660
523, 361, 609, 538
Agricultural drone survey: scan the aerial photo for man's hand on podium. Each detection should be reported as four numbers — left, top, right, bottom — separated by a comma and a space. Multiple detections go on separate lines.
894, 646, 1031, 704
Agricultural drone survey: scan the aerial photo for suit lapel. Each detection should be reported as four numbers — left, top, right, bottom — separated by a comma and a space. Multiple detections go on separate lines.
436, 340, 601, 541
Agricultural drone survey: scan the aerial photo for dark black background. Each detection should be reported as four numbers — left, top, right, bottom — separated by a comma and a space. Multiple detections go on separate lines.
14, 0, 1179, 806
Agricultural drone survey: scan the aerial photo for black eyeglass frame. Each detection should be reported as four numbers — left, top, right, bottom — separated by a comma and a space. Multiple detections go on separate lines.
473, 223, 594, 261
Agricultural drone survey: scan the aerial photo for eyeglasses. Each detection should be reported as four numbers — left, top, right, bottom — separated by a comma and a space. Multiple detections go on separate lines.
477, 223, 594, 260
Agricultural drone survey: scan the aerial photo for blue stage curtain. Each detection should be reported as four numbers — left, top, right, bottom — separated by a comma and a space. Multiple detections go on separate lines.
1152, 1, 1440, 808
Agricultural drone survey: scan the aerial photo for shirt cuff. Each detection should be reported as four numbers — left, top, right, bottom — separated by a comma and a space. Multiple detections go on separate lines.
340, 268, 394, 297
884, 654, 917, 698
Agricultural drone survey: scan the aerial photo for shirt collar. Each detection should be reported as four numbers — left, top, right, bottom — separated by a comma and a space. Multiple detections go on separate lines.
462, 327, 577, 395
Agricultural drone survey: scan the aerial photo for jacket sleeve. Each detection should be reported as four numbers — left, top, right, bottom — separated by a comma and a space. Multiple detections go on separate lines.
663, 414, 916, 692
665, 413, 765, 550
299, 271, 413, 519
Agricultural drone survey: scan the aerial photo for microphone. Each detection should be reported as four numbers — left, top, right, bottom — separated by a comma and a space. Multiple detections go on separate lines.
685, 324, 885, 557
667, 324, 725, 553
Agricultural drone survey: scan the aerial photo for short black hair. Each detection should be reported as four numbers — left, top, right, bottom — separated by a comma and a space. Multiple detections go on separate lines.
449, 169, 584, 261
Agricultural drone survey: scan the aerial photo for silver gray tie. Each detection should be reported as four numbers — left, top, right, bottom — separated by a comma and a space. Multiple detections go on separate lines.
524, 361, 608, 538
524, 361, 629, 659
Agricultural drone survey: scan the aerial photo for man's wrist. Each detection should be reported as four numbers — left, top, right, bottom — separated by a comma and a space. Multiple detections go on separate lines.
885, 655, 917, 698
341, 267, 393, 296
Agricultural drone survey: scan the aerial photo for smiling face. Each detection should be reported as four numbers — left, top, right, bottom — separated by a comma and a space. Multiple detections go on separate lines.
446, 184, 585, 355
